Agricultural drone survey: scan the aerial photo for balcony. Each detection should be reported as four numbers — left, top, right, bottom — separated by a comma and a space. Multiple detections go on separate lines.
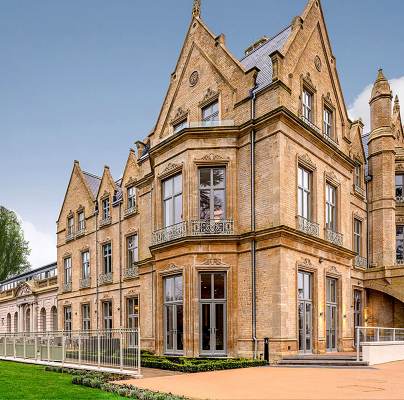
124, 206, 137, 218
300, 115, 321, 135
63, 282, 72, 293
323, 132, 339, 147
98, 272, 113, 285
152, 221, 187, 246
325, 228, 343, 246
396, 258, 404, 266
296, 216, 320, 238
79, 277, 91, 289
355, 255, 367, 268
65, 232, 74, 242
76, 227, 86, 238
191, 219, 234, 236
99, 216, 112, 228
353, 184, 365, 198
396, 196, 404, 204
123, 266, 139, 280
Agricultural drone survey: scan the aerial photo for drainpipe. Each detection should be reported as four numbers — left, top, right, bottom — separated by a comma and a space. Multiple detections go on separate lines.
365, 175, 372, 269
250, 89, 258, 359
119, 202, 123, 328
95, 202, 99, 330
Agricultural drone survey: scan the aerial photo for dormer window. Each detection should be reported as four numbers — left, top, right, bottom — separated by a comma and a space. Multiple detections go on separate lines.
127, 186, 136, 210
354, 164, 361, 188
173, 119, 188, 133
78, 211, 85, 232
302, 90, 313, 122
323, 107, 333, 138
67, 216, 74, 236
202, 100, 219, 123
102, 197, 110, 220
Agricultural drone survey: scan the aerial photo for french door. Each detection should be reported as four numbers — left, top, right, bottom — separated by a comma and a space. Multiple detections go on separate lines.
164, 275, 183, 354
353, 289, 362, 347
199, 273, 226, 356
298, 271, 313, 353
326, 277, 338, 352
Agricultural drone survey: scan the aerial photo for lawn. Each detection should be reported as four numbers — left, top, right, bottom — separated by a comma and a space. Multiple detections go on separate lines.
0, 361, 125, 400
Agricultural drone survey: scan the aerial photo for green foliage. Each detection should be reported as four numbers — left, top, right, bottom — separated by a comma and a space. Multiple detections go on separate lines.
0, 207, 30, 280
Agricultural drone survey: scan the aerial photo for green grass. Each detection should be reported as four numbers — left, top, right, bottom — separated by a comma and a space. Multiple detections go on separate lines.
0, 361, 125, 400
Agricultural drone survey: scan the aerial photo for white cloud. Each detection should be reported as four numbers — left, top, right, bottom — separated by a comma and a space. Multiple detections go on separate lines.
348, 75, 404, 133
21, 220, 56, 268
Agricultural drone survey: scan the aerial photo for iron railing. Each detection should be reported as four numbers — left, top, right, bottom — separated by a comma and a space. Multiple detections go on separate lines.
65, 232, 75, 242
325, 228, 343, 246
79, 277, 91, 289
123, 266, 139, 280
99, 216, 112, 228
296, 216, 319, 237
98, 273, 113, 286
63, 282, 72, 293
75, 228, 86, 238
397, 258, 404, 265
356, 326, 404, 361
354, 255, 367, 268
0, 329, 140, 375
396, 196, 404, 203
152, 221, 187, 245
124, 206, 137, 218
191, 219, 234, 236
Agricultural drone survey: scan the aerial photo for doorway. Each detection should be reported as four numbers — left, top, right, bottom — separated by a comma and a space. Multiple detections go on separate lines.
326, 277, 338, 352
298, 271, 313, 353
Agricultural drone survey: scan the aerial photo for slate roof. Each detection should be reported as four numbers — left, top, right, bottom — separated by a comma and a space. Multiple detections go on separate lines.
82, 171, 101, 198
362, 132, 370, 175
240, 25, 292, 93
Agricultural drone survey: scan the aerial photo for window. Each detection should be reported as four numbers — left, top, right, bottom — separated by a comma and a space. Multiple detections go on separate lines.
323, 107, 333, 137
173, 119, 188, 133
78, 211, 85, 231
127, 186, 136, 210
102, 197, 110, 220
51, 306, 58, 331
127, 235, 138, 267
40, 308, 46, 332
202, 100, 219, 122
103, 301, 113, 330
67, 216, 74, 236
396, 175, 404, 199
6, 313, 11, 333
354, 164, 362, 188
199, 167, 226, 220
302, 90, 313, 122
163, 174, 182, 227
82, 251, 90, 279
14, 312, 18, 333
127, 297, 139, 329
354, 219, 362, 255
102, 243, 112, 274
64, 257, 72, 284
396, 226, 404, 261
326, 183, 337, 231
298, 166, 312, 220
64, 306, 72, 332
164, 275, 183, 354
82, 304, 90, 331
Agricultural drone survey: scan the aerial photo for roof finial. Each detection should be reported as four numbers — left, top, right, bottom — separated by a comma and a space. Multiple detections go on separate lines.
375, 68, 386, 83
192, 0, 201, 18
394, 95, 400, 113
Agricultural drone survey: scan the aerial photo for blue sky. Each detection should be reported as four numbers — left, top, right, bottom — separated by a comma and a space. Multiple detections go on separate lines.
0, 0, 403, 267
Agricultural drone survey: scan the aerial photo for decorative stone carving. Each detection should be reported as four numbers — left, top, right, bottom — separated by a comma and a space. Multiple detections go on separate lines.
353, 211, 363, 220
297, 258, 314, 269
192, 0, 201, 18
314, 55, 322, 72
326, 265, 340, 276
126, 176, 137, 187
326, 171, 339, 183
16, 284, 32, 297
396, 163, 404, 171
189, 71, 199, 87
201, 258, 226, 266
200, 153, 227, 161
159, 162, 183, 178
396, 216, 404, 223
161, 263, 181, 273
298, 153, 316, 169
303, 72, 315, 89
201, 88, 218, 105
172, 107, 187, 122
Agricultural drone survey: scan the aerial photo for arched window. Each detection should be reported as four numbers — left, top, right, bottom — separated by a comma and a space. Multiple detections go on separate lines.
40, 308, 46, 332
25, 308, 31, 333
6, 313, 11, 333
14, 312, 18, 333
51, 306, 58, 331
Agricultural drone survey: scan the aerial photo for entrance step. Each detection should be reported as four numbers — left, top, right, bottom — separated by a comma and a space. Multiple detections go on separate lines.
278, 355, 368, 367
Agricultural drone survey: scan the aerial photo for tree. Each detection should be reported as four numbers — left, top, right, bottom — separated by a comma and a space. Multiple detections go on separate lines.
0, 206, 30, 281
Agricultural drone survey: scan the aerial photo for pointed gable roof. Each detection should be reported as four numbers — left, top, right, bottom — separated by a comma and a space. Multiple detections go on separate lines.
82, 171, 101, 198
240, 25, 292, 93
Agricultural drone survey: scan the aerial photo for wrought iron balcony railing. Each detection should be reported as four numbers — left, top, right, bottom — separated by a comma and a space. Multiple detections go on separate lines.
75, 226, 86, 237
63, 282, 72, 293
191, 219, 234, 236
353, 184, 365, 197
296, 216, 319, 237
325, 228, 343, 247
79, 277, 91, 289
396, 196, 404, 203
65, 232, 75, 242
124, 206, 137, 218
99, 216, 112, 228
354, 255, 367, 268
300, 115, 321, 135
396, 258, 404, 265
152, 221, 187, 245
123, 266, 139, 279
98, 272, 113, 285
323, 132, 339, 147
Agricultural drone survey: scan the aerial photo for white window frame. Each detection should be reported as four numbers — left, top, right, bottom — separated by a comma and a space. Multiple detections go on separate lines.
81, 251, 90, 279
163, 174, 183, 228
302, 90, 313, 122
64, 257, 72, 284
102, 243, 112, 274
323, 107, 333, 138
298, 166, 312, 220
102, 197, 110, 220
326, 183, 337, 231
127, 235, 138, 267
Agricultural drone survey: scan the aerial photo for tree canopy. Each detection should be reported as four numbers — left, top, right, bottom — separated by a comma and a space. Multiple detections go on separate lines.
0, 206, 30, 281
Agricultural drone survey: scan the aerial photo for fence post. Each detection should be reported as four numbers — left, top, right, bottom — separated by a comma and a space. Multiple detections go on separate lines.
393, 328, 396, 342
62, 335, 65, 366
356, 326, 360, 361
120, 330, 123, 371
97, 332, 101, 369
137, 328, 141, 376
78, 333, 81, 365
34, 336, 38, 360
4, 336, 7, 357
47, 335, 50, 362
23, 335, 26, 359
376, 328, 380, 342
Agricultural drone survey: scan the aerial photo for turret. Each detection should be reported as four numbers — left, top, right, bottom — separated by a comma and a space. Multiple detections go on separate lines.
367, 69, 396, 267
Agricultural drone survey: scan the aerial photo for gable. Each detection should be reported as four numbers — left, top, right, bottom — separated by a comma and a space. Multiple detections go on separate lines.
122, 149, 140, 188
96, 166, 118, 201
349, 122, 366, 164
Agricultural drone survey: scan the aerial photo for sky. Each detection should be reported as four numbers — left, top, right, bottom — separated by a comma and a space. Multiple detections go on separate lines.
0, 0, 403, 268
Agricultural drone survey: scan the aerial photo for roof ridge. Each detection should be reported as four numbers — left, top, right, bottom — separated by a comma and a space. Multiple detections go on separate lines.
240, 24, 291, 61
82, 170, 102, 180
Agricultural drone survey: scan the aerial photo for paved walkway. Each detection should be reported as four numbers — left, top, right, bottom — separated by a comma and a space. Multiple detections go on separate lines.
120, 361, 404, 399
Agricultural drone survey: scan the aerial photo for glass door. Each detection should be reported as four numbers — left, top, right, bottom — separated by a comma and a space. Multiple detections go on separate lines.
164, 275, 183, 354
326, 277, 338, 352
199, 273, 226, 356
298, 271, 313, 353
353, 289, 362, 348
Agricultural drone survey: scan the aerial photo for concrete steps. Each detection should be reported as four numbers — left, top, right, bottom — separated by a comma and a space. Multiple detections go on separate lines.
278, 355, 368, 367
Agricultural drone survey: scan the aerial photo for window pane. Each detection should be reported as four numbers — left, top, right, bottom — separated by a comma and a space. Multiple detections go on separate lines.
213, 190, 225, 220
163, 179, 172, 199
173, 174, 182, 195
164, 199, 172, 227
214, 273, 225, 299
213, 168, 225, 188
200, 274, 212, 299
199, 169, 211, 188
174, 275, 183, 301
199, 189, 210, 219
165, 277, 174, 302
174, 195, 182, 224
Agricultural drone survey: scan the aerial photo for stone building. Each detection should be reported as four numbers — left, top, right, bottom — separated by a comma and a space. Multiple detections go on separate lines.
0, 263, 58, 333
54, 0, 403, 360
